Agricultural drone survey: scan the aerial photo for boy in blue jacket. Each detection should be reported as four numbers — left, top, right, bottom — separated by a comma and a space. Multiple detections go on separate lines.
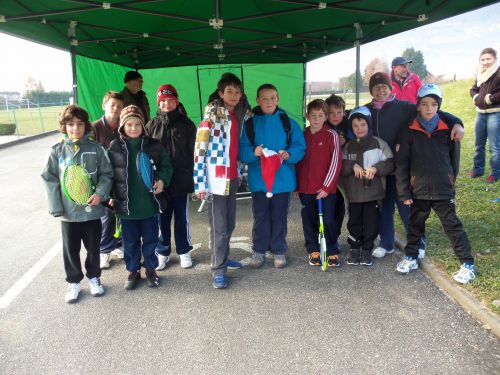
239, 84, 306, 268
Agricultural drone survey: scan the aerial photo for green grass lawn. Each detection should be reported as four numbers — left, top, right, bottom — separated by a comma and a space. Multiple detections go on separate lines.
397, 79, 499, 312
0, 106, 64, 136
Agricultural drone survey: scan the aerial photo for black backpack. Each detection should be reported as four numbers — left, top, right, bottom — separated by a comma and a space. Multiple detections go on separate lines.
245, 106, 291, 147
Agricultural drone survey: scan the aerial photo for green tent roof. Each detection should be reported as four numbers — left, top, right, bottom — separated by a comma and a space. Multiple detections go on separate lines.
0, 0, 496, 69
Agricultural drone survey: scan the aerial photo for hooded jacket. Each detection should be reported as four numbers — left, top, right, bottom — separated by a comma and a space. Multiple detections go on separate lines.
146, 105, 196, 196
395, 117, 460, 201
193, 96, 251, 195
91, 116, 120, 150
239, 107, 306, 194
120, 87, 151, 122
41, 133, 113, 222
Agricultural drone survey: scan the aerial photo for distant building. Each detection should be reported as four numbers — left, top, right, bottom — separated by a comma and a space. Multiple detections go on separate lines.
306, 81, 340, 95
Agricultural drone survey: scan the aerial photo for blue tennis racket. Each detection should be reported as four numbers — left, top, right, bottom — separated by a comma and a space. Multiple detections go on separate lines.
136, 151, 157, 192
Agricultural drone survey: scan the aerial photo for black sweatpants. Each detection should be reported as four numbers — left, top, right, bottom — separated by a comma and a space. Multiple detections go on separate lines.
405, 199, 474, 264
334, 189, 345, 239
347, 201, 379, 251
61, 220, 102, 283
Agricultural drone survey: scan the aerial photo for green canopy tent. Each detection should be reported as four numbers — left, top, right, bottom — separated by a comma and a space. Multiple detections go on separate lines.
0, 0, 496, 123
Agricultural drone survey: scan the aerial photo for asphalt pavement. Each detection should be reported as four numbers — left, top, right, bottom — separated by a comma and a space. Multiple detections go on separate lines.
0, 135, 499, 375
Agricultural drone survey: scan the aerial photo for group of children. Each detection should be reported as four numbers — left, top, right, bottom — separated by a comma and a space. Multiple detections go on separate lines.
41, 71, 476, 303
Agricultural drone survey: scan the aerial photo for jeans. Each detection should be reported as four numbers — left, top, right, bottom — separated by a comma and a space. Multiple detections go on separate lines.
121, 216, 159, 272
157, 194, 193, 256
379, 175, 426, 251
473, 112, 500, 179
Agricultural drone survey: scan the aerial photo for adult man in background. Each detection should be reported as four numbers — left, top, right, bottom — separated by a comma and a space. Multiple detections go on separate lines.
120, 70, 150, 122
391, 57, 422, 103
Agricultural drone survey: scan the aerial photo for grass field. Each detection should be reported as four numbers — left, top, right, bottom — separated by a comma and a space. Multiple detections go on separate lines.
0, 105, 64, 136
395, 79, 500, 312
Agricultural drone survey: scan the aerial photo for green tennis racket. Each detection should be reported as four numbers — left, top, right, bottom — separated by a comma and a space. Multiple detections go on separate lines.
61, 164, 95, 212
318, 198, 328, 271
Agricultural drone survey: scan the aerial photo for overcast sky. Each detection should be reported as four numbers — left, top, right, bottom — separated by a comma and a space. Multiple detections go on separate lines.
1, 2, 499, 93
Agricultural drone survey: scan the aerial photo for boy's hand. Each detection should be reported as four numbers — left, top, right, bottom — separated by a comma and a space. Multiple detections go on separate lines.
364, 166, 377, 180
450, 124, 464, 141
108, 199, 114, 207
153, 180, 164, 195
316, 189, 328, 199
339, 135, 346, 146
278, 150, 289, 161
292, 191, 299, 198
353, 164, 364, 179
404, 199, 413, 206
254, 145, 263, 157
197, 192, 207, 201
87, 194, 102, 206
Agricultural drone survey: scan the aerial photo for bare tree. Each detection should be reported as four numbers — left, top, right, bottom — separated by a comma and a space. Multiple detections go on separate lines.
363, 58, 389, 86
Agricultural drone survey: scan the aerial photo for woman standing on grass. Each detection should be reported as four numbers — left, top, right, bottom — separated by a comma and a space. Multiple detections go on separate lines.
470, 47, 500, 184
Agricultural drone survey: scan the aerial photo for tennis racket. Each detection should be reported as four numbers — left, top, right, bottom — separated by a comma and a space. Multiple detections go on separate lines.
61, 164, 95, 212
136, 151, 157, 192
318, 198, 328, 271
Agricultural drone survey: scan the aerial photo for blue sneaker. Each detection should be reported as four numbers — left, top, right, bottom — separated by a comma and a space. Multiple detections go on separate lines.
227, 259, 242, 270
213, 274, 227, 289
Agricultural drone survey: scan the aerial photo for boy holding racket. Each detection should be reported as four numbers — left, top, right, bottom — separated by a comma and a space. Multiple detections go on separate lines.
41, 105, 113, 303
108, 105, 172, 290
193, 73, 251, 289
296, 99, 342, 267
91, 91, 125, 269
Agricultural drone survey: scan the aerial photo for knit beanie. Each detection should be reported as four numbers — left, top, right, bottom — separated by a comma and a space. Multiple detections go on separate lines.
119, 105, 145, 135
348, 106, 372, 129
369, 72, 392, 94
124, 70, 143, 83
156, 84, 179, 105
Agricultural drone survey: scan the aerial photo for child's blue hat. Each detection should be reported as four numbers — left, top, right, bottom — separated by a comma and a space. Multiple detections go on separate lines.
417, 84, 443, 109
348, 106, 372, 128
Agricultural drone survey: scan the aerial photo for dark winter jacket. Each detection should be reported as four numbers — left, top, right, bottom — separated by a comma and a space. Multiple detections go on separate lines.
341, 136, 394, 203
91, 116, 120, 150
395, 117, 460, 201
120, 87, 151, 122
365, 99, 463, 152
145, 106, 196, 196
470, 65, 500, 113
108, 136, 172, 217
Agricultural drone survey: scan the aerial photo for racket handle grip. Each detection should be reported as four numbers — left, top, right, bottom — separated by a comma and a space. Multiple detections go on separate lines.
317, 198, 323, 214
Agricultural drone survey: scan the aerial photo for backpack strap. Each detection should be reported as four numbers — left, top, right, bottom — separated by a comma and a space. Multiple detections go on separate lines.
245, 106, 291, 148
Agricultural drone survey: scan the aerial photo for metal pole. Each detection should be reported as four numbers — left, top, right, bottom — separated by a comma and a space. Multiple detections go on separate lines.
355, 41, 360, 107
69, 21, 78, 104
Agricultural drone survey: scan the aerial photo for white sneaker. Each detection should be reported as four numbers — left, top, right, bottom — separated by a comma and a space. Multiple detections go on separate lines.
100, 253, 111, 269
372, 247, 394, 258
88, 277, 104, 296
418, 248, 426, 259
179, 253, 193, 268
396, 256, 419, 274
452, 264, 475, 284
110, 248, 124, 259
156, 254, 170, 270
64, 283, 81, 303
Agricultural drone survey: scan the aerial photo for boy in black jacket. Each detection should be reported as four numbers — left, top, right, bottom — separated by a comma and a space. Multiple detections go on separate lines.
146, 84, 197, 270
395, 84, 475, 284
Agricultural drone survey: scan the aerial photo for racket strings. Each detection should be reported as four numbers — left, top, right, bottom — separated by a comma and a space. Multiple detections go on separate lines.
63, 165, 93, 205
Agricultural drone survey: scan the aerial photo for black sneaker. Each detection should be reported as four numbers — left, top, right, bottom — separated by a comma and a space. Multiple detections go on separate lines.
308, 252, 321, 266
124, 271, 141, 290
347, 249, 360, 265
145, 269, 160, 288
360, 250, 373, 266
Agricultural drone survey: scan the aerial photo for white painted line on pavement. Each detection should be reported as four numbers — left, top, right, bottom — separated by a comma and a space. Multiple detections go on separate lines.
230, 236, 250, 242
0, 168, 15, 176
0, 240, 61, 309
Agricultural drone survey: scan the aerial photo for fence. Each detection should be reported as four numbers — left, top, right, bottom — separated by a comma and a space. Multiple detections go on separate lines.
0, 102, 70, 140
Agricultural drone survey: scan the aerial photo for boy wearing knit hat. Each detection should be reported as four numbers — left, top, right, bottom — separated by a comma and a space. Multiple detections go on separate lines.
146, 84, 197, 271
341, 106, 394, 266
108, 105, 172, 290
395, 84, 476, 284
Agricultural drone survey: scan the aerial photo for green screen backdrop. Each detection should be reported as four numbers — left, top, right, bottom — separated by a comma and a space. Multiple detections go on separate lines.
76, 55, 305, 127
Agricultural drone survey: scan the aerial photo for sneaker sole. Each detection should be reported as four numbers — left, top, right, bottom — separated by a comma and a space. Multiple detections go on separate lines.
309, 262, 321, 266
91, 291, 105, 297
65, 297, 79, 304
360, 262, 372, 266
346, 260, 360, 265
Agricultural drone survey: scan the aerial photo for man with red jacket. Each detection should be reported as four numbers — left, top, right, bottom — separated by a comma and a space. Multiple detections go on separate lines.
391, 57, 422, 104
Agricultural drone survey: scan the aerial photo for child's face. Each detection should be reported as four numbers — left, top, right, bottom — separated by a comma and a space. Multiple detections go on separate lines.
307, 108, 326, 132
159, 98, 178, 112
351, 118, 369, 139
65, 117, 85, 140
123, 118, 143, 138
257, 88, 279, 114
103, 98, 124, 120
218, 85, 242, 111
327, 105, 344, 126
417, 97, 439, 121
